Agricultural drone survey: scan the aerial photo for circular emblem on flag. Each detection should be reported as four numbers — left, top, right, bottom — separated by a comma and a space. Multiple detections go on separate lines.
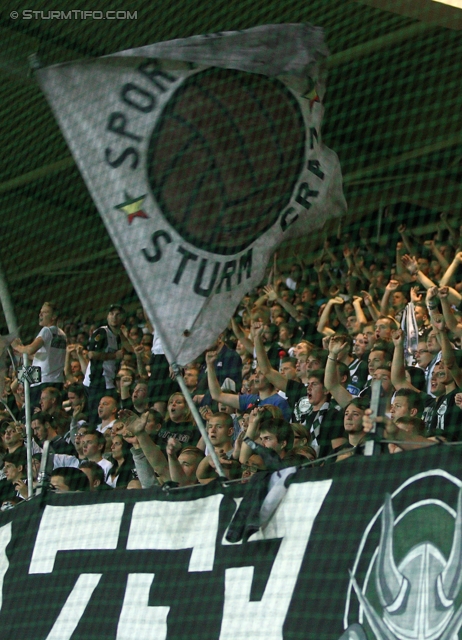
147, 67, 305, 255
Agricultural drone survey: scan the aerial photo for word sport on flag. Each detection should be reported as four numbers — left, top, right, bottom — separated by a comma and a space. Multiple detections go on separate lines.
37, 24, 346, 365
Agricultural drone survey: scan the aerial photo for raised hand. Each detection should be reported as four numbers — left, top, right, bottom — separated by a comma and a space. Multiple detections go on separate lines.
129, 411, 150, 436
118, 409, 136, 426
363, 408, 396, 436
426, 286, 439, 302
14, 479, 29, 499
385, 279, 400, 291
328, 335, 348, 357
252, 323, 265, 340
251, 320, 263, 334
199, 405, 213, 421
361, 290, 373, 307
410, 286, 422, 303
205, 350, 218, 366
401, 255, 418, 275
263, 284, 278, 302
166, 437, 181, 457
120, 374, 132, 389
391, 329, 404, 347
248, 406, 267, 429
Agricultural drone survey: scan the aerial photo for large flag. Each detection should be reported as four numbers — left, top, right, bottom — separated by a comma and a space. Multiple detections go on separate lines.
37, 24, 346, 365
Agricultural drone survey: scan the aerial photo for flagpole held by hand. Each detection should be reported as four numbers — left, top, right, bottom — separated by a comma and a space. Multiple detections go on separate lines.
170, 362, 227, 479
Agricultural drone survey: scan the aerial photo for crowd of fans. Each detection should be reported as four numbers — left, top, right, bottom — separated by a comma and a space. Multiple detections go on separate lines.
1, 216, 462, 506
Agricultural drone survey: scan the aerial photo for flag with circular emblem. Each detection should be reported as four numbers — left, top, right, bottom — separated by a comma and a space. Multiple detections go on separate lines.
37, 24, 347, 365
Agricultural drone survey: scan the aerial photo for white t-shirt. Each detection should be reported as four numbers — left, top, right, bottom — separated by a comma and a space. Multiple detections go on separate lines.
97, 420, 116, 435
106, 474, 119, 489
31, 326, 67, 386
151, 333, 164, 355
97, 458, 112, 480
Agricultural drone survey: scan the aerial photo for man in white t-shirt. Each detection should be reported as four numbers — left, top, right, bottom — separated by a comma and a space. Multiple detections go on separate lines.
12, 301, 66, 406
96, 396, 118, 434
81, 430, 112, 480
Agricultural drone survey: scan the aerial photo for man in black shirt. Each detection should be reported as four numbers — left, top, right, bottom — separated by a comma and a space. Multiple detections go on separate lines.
32, 412, 76, 456
195, 332, 242, 406
302, 369, 346, 459
254, 326, 307, 410
83, 305, 126, 422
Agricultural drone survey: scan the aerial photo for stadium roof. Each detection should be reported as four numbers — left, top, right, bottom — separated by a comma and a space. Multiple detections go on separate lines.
0, 0, 461, 332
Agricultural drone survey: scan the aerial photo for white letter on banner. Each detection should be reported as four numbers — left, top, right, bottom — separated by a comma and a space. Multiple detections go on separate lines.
116, 574, 170, 640
219, 480, 332, 640
45, 573, 102, 640
127, 494, 222, 571
0, 522, 12, 613
29, 503, 125, 574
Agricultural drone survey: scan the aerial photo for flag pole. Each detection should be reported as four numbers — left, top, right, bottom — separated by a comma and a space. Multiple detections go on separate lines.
149, 320, 227, 479
23, 353, 34, 497
0, 260, 34, 497
170, 363, 227, 480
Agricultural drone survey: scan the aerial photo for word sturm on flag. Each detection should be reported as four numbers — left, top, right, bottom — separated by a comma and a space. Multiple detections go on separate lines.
37, 24, 346, 365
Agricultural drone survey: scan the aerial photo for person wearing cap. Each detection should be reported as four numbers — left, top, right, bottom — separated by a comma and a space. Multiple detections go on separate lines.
83, 304, 127, 423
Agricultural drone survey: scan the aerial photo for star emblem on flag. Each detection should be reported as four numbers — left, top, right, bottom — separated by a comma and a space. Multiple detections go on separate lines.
115, 195, 149, 224
303, 86, 320, 111
37, 24, 346, 366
